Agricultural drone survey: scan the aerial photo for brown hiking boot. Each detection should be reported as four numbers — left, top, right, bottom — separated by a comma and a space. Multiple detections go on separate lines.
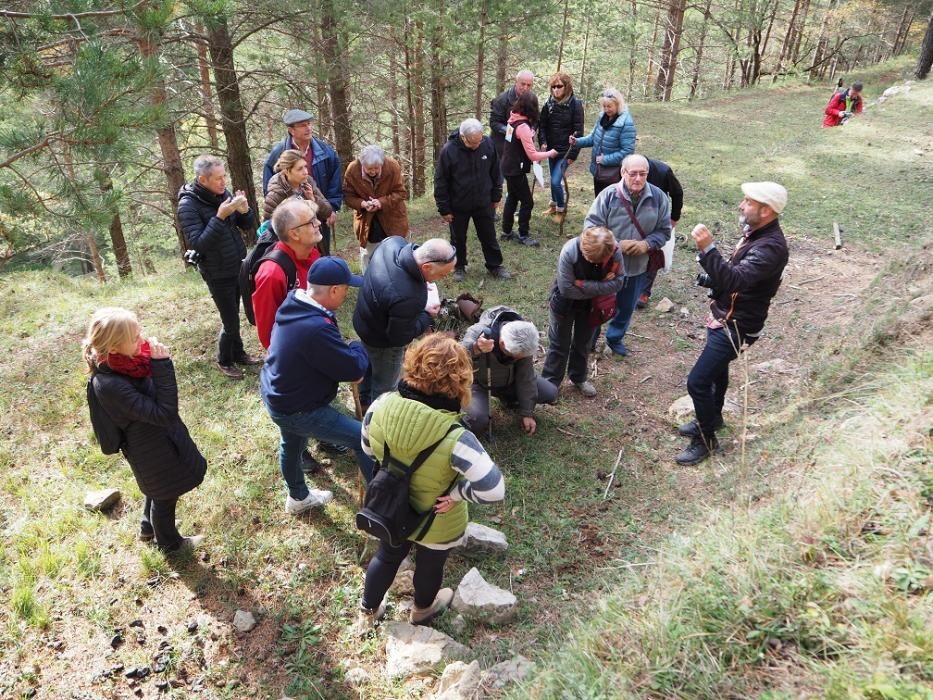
216, 362, 244, 380
545, 202, 557, 215
550, 210, 566, 224
409, 588, 454, 626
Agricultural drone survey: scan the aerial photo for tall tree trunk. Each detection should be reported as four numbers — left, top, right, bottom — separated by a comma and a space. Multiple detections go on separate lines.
404, 20, 417, 195
495, 27, 509, 94
893, 7, 914, 55
429, 1, 448, 164
580, 14, 592, 100
627, 0, 639, 96
389, 30, 402, 158
193, 21, 219, 151
556, 0, 571, 71
203, 14, 257, 243
474, 0, 488, 119
810, 0, 838, 80
321, 0, 353, 166
790, 0, 811, 63
774, 0, 804, 80
135, 27, 187, 255
916, 9, 933, 80
690, 0, 712, 98
655, 0, 686, 101
85, 231, 106, 282
315, 20, 333, 145
412, 20, 427, 197
97, 171, 132, 278
760, 0, 779, 59
643, 4, 663, 98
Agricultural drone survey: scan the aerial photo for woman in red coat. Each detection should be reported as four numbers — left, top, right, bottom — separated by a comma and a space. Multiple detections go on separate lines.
823, 81, 863, 127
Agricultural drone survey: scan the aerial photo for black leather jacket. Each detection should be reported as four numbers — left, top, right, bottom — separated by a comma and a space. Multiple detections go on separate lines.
177, 182, 252, 280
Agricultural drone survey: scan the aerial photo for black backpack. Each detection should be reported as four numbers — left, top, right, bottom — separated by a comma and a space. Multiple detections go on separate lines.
240, 221, 298, 325
87, 379, 125, 455
356, 425, 460, 547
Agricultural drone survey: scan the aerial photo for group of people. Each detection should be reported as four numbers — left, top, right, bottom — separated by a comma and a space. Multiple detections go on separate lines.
82, 69, 790, 630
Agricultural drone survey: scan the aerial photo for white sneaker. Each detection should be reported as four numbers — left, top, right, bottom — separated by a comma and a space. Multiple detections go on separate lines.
409, 587, 454, 625
285, 490, 333, 515
573, 381, 597, 398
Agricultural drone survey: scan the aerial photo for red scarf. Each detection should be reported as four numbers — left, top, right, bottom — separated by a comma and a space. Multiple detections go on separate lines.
103, 340, 152, 378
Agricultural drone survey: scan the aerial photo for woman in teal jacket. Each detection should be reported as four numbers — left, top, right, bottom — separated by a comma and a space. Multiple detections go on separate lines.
571, 88, 637, 197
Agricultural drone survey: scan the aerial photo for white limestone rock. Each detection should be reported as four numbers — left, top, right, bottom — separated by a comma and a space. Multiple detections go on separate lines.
84, 488, 121, 512
385, 622, 471, 678
452, 568, 517, 624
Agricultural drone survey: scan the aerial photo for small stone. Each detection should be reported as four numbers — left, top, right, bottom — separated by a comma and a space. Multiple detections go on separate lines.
232, 610, 257, 633
344, 666, 370, 687
136, 633, 146, 645
483, 655, 533, 690
449, 614, 467, 634
655, 297, 675, 313
451, 568, 517, 624
752, 358, 795, 375
390, 569, 415, 596
83, 488, 121, 512
458, 522, 509, 554
431, 660, 483, 699
680, 306, 689, 316
668, 395, 695, 419
186, 620, 198, 634
155, 680, 169, 692
129, 619, 144, 628
384, 622, 471, 678
110, 633, 124, 649
157, 625, 168, 635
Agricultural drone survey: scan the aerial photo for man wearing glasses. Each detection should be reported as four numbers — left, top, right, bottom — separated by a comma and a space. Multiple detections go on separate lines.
582, 154, 672, 357
353, 237, 458, 411
252, 199, 323, 351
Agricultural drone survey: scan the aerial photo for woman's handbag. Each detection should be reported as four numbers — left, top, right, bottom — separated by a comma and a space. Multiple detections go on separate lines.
587, 250, 620, 326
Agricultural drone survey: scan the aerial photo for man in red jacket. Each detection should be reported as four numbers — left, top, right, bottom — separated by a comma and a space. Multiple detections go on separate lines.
253, 199, 322, 350
823, 81, 863, 127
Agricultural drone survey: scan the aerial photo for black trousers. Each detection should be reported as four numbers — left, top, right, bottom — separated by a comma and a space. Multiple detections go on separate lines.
203, 275, 245, 365
687, 327, 758, 437
448, 207, 503, 270
502, 174, 534, 237
142, 496, 182, 549
362, 540, 451, 610
542, 306, 597, 386
318, 222, 332, 256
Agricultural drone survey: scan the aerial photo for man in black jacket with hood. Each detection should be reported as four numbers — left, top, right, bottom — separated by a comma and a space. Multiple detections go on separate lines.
177, 155, 259, 379
434, 119, 512, 282
676, 181, 789, 465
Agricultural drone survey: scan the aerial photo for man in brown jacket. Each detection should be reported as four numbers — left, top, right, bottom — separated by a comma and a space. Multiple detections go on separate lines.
343, 145, 409, 271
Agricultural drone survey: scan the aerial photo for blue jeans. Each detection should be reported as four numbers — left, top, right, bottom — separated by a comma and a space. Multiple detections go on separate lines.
604, 273, 646, 352
359, 343, 406, 406
266, 403, 374, 499
548, 157, 568, 209
687, 327, 757, 437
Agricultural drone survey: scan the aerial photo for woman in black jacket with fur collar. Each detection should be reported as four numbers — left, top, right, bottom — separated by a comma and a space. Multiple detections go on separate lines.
84, 308, 206, 552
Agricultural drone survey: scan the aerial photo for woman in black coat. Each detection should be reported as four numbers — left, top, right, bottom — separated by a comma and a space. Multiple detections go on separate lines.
84, 308, 206, 551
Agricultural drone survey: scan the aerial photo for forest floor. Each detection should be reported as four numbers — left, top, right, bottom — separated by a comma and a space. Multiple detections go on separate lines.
1, 59, 931, 699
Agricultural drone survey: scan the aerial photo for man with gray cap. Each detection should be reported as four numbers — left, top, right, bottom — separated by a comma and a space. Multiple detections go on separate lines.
263, 109, 342, 256
676, 181, 789, 465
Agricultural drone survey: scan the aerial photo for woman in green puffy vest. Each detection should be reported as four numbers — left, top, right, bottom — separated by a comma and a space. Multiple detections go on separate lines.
358, 335, 505, 628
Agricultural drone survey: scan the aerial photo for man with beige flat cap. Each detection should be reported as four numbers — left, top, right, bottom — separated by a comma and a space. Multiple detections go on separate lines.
675, 181, 789, 465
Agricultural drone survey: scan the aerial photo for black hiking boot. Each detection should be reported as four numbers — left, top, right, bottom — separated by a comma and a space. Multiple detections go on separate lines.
675, 434, 719, 466
678, 417, 725, 437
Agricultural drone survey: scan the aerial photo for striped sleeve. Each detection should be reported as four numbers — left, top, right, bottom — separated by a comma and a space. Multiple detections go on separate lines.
449, 429, 505, 504
361, 394, 390, 458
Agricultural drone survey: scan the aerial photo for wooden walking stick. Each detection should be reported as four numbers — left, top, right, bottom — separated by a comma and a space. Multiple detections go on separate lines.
351, 382, 365, 508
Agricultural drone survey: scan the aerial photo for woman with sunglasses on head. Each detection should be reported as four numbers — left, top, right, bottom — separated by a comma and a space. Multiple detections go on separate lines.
569, 88, 637, 198
264, 149, 333, 253
83, 308, 207, 553
539, 72, 585, 224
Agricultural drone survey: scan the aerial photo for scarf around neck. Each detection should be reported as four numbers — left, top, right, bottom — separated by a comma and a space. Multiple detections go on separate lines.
102, 340, 152, 378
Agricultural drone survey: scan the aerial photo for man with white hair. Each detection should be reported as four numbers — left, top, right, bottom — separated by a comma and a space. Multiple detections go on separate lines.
353, 236, 457, 408
583, 153, 672, 357
343, 145, 409, 271
461, 305, 557, 436
434, 119, 511, 281
675, 181, 789, 465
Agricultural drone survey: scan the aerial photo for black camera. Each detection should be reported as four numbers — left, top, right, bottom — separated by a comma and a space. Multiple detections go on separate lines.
183, 249, 202, 267
696, 272, 713, 288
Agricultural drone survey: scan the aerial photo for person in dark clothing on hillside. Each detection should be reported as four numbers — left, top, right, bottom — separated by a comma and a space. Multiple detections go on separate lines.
823, 81, 864, 127
262, 109, 342, 255
637, 158, 684, 308
489, 70, 538, 163
676, 181, 789, 465
539, 72, 584, 224
353, 237, 457, 410
261, 257, 374, 515
500, 92, 556, 247
434, 119, 512, 282
177, 155, 259, 380
84, 307, 207, 552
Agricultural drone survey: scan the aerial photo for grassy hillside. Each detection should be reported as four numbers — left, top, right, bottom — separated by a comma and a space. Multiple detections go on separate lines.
1, 58, 930, 699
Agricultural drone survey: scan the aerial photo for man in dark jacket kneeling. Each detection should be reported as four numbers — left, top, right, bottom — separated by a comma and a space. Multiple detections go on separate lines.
677, 181, 789, 465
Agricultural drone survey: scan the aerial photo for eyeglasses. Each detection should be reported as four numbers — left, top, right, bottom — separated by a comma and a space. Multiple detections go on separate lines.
551, 84, 564, 89
293, 219, 320, 231
625, 171, 648, 179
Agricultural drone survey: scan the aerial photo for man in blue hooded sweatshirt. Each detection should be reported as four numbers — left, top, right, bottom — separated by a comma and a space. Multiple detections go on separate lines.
261, 257, 374, 515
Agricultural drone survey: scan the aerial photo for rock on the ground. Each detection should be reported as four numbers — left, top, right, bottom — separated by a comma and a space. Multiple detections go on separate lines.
385, 622, 471, 678
391, 569, 415, 596
344, 666, 370, 687
752, 358, 795, 375
655, 297, 675, 313
882, 83, 911, 98
484, 655, 533, 690
452, 568, 517, 624
84, 488, 121, 512
430, 660, 483, 700
232, 610, 256, 633
668, 395, 695, 419
458, 523, 508, 554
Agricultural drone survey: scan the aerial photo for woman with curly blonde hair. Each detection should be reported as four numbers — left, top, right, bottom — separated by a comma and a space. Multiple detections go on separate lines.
357, 335, 504, 629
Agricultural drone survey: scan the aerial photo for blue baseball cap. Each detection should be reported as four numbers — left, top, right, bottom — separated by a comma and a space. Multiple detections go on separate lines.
306, 256, 363, 287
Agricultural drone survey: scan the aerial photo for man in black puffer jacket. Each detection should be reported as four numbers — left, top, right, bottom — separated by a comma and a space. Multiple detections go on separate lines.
353, 236, 457, 408
177, 155, 258, 379
676, 181, 789, 465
